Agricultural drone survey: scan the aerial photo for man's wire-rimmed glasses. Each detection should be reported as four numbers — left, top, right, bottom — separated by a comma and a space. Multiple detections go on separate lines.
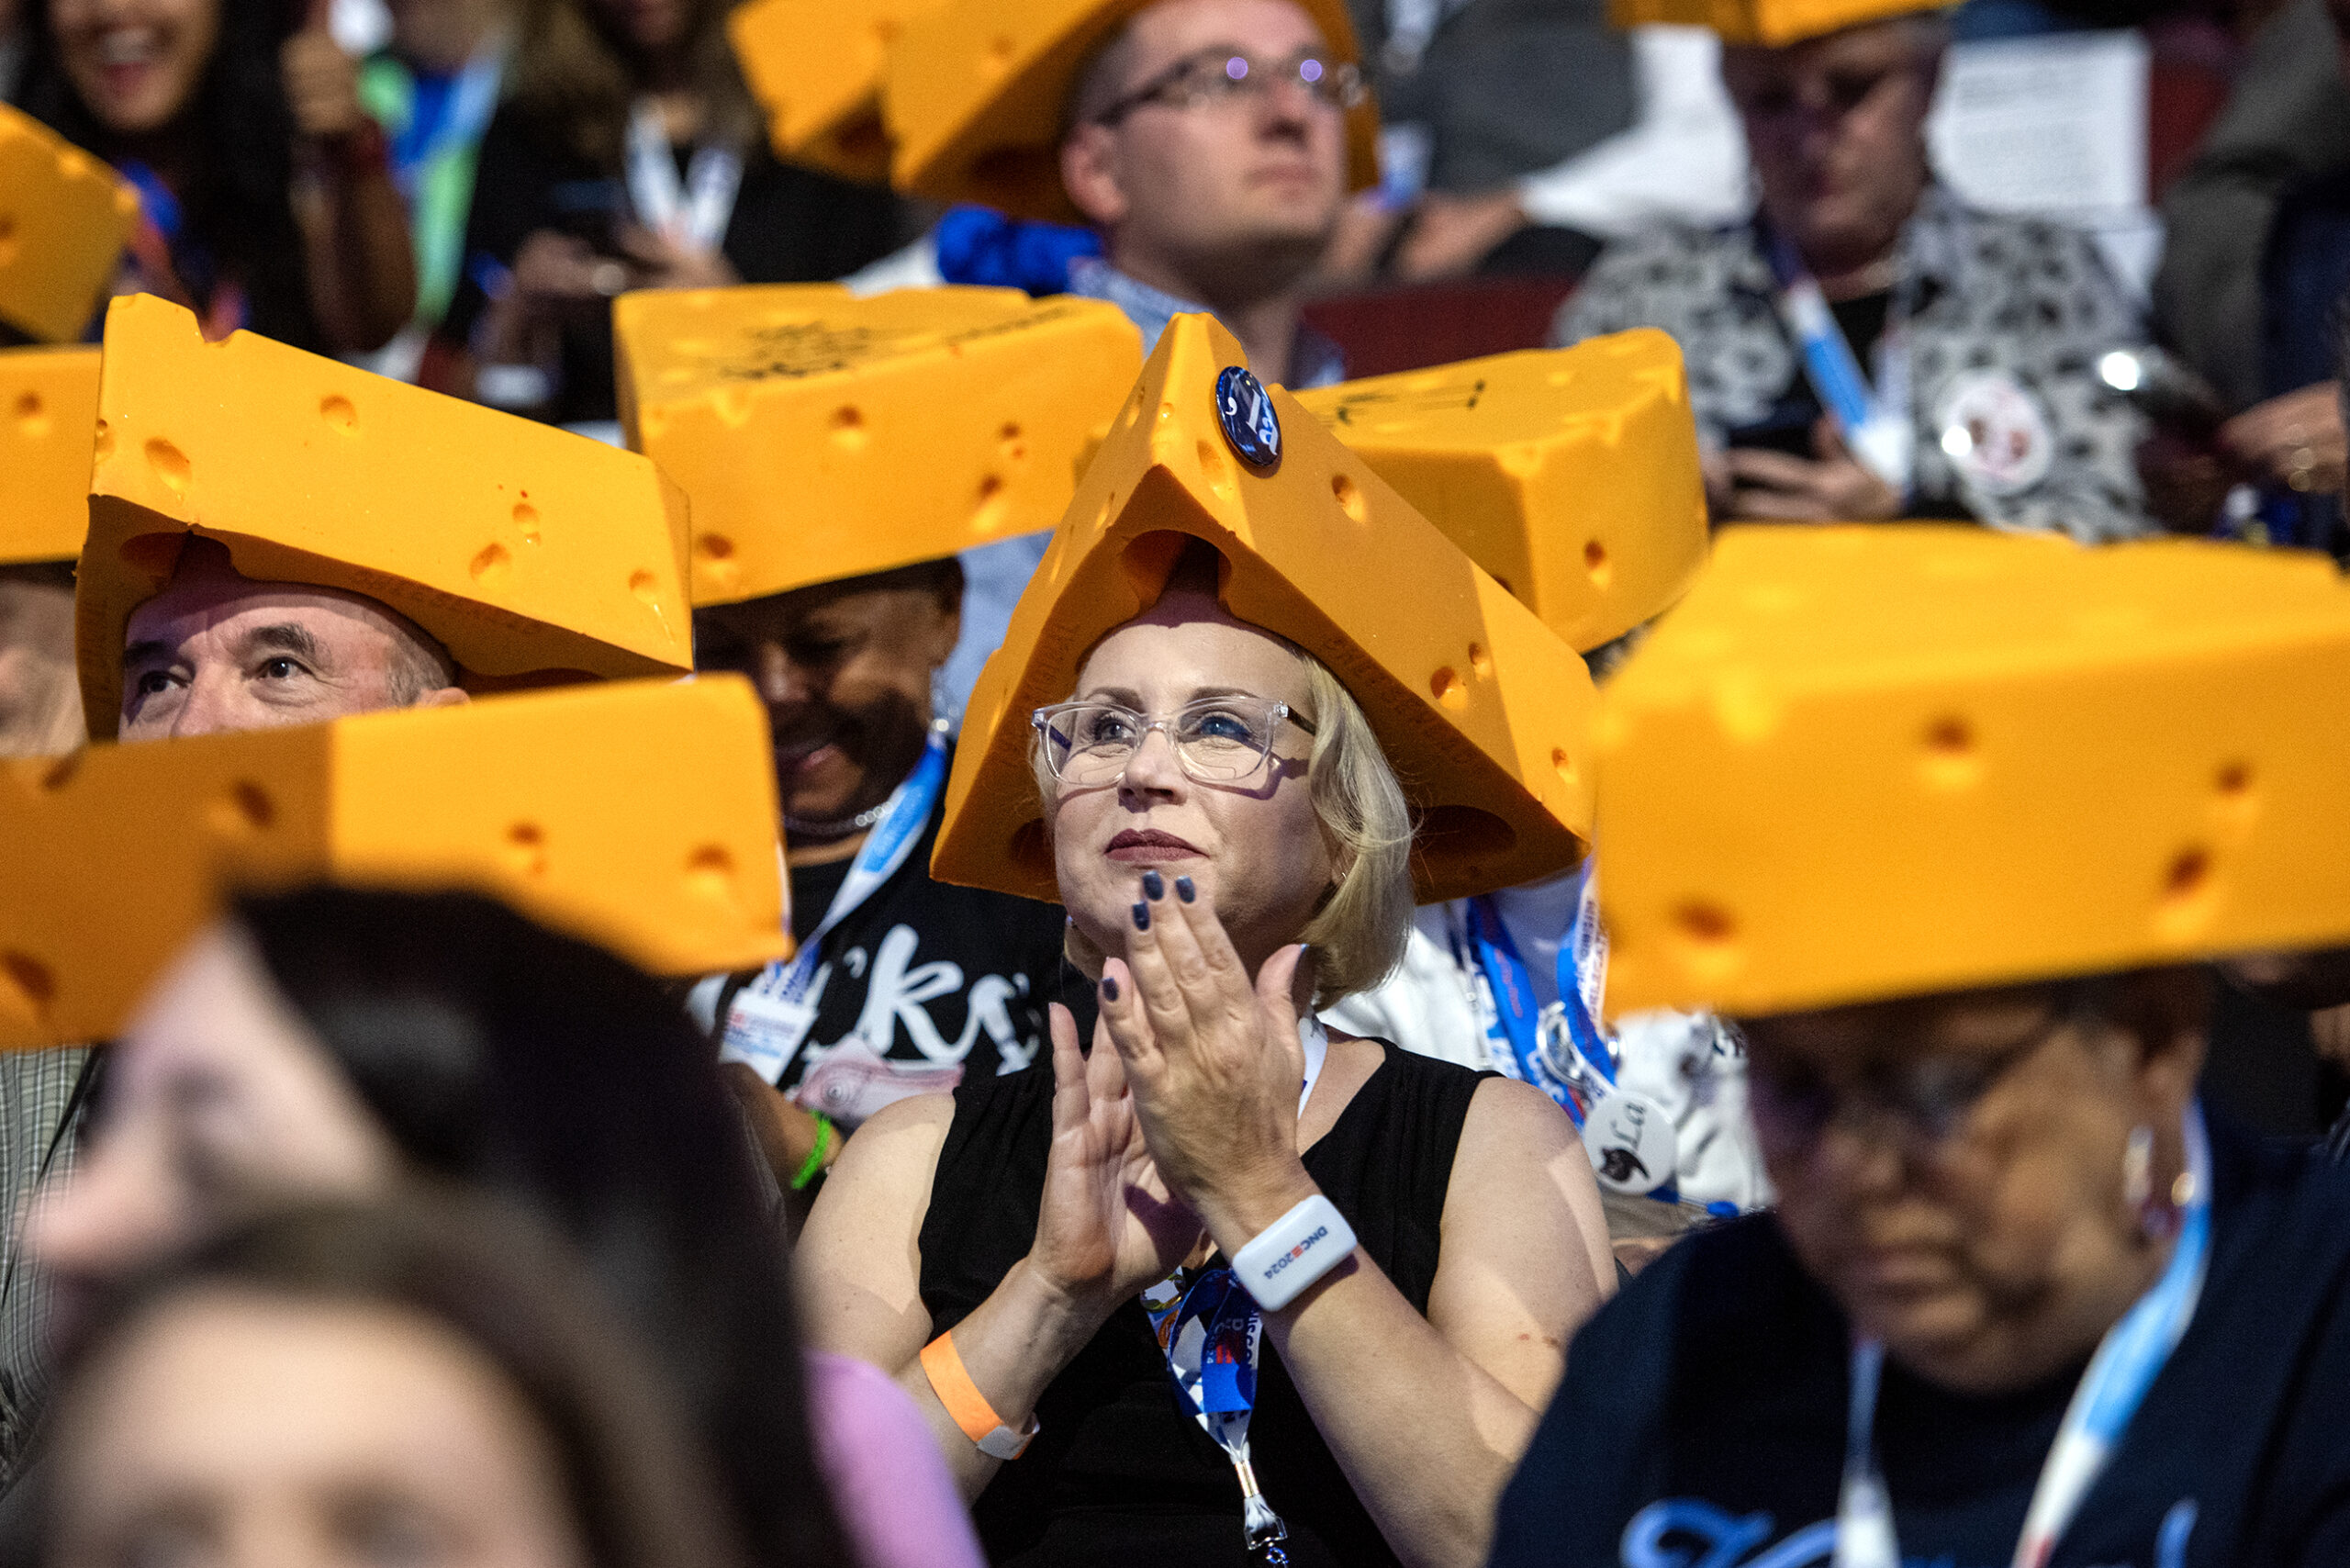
1091, 48, 1368, 126
1031, 697, 1315, 786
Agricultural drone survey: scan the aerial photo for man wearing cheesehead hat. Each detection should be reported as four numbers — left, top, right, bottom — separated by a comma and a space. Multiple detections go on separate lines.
1300, 331, 1769, 1220
831, 0, 1380, 716
0, 292, 697, 1478
616, 281, 1141, 1200
802, 310, 1615, 1565
1493, 526, 2350, 1566
1554, 0, 2152, 542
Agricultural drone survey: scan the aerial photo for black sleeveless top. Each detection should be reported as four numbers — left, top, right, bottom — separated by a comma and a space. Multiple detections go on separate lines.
918, 1042, 1490, 1567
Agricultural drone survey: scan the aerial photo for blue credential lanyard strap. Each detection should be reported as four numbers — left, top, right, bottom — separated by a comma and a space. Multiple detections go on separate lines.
1835, 1100, 2215, 1568
1461, 890, 1614, 1126
1764, 232, 1916, 497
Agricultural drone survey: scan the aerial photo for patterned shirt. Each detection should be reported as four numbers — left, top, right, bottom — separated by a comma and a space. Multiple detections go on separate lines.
0, 1045, 94, 1484
1553, 186, 2154, 542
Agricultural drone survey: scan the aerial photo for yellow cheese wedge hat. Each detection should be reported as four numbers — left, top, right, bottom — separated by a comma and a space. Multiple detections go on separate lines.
0, 104, 140, 344
1611, 0, 1946, 47
1295, 330, 1709, 655
616, 283, 1141, 605
0, 347, 100, 567
933, 311, 1596, 905
0, 676, 789, 1050
882, 0, 1380, 222
1597, 525, 2350, 1020
730, 0, 945, 183
77, 295, 696, 739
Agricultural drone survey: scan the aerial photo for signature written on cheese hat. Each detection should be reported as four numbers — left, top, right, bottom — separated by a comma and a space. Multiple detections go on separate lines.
77, 295, 697, 739
1295, 330, 1709, 655
615, 283, 1140, 605
0, 676, 789, 1051
0, 104, 140, 344
933, 310, 1597, 906
0, 348, 100, 568
1597, 525, 2350, 1019
1611, 0, 1946, 47
881, 0, 1379, 222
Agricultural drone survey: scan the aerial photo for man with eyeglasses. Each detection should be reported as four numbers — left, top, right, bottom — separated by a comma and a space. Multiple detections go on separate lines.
1490, 523, 2350, 1568
1551, 0, 2152, 541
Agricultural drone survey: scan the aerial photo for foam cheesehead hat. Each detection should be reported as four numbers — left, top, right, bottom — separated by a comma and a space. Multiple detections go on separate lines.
0, 677, 789, 1050
616, 283, 1141, 605
881, 0, 1380, 223
0, 348, 100, 567
78, 295, 696, 739
0, 104, 140, 344
729, 0, 945, 184
1596, 525, 2350, 1020
1294, 330, 1709, 655
933, 311, 1596, 904
1610, 0, 1942, 46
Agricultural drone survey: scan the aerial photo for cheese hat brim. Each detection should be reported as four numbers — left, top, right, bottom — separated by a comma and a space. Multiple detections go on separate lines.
0, 104, 140, 344
884, 0, 1380, 223
0, 347, 99, 567
1597, 525, 2350, 1019
933, 311, 1595, 906
0, 676, 789, 1050
78, 296, 696, 739
1610, 0, 1948, 47
1296, 331, 1710, 654
614, 284, 1141, 605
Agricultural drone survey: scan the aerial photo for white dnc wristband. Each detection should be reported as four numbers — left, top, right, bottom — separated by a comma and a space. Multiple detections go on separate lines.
1232, 1194, 1357, 1312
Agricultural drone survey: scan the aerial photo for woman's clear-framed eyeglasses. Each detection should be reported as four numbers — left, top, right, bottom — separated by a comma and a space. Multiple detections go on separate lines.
1031, 697, 1315, 786
1091, 48, 1369, 126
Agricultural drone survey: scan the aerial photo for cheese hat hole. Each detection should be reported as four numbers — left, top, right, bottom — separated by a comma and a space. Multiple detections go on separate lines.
686, 845, 736, 903
470, 542, 512, 585
971, 473, 1010, 534
0, 954, 55, 1019
696, 532, 734, 561
210, 781, 275, 835
985, 33, 1018, 72
1551, 746, 1579, 788
512, 502, 540, 543
2216, 761, 2254, 798
14, 391, 47, 437
93, 419, 112, 459
1430, 666, 1468, 709
1195, 438, 1235, 498
143, 438, 192, 494
629, 570, 661, 605
1919, 714, 1985, 790
828, 405, 867, 451
2165, 848, 2211, 902
319, 394, 357, 431
999, 421, 1027, 463
38, 753, 80, 791
1583, 538, 1612, 588
1469, 643, 1492, 678
505, 822, 548, 876
1331, 472, 1365, 522
1673, 902, 1736, 946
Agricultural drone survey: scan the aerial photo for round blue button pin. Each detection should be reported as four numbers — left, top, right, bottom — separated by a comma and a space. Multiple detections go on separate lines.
1214, 365, 1281, 469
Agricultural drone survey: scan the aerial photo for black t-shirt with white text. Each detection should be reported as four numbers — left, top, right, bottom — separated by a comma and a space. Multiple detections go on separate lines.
1492, 1114, 2350, 1568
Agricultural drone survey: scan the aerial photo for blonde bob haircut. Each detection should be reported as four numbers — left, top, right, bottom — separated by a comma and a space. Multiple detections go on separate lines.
1033, 640, 1416, 1008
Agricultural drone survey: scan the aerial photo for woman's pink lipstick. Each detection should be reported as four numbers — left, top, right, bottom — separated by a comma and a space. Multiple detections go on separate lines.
1105, 829, 1203, 864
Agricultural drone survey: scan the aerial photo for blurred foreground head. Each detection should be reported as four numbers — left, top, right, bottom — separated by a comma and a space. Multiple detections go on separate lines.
28, 887, 849, 1568
39, 1198, 747, 1568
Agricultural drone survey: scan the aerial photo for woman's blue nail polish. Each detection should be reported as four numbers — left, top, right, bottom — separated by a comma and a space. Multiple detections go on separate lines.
1100, 976, 1120, 1002
1175, 876, 1195, 903
1132, 901, 1151, 931
1142, 869, 1165, 901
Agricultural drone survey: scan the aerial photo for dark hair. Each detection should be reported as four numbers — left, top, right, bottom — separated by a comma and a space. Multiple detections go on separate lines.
501, 0, 756, 171
224, 887, 853, 1568
16, 0, 324, 350
49, 1198, 752, 1568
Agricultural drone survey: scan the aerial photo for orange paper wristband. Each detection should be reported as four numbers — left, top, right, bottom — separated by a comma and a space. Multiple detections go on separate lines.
921, 1330, 1035, 1459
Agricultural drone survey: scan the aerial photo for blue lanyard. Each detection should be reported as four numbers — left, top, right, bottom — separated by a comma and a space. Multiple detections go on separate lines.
1763, 231, 1916, 495
1460, 887, 1614, 1125
1837, 1101, 2214, 1568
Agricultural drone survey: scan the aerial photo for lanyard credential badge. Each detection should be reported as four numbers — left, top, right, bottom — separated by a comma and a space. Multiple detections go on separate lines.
1149, 1269, 1292, 1565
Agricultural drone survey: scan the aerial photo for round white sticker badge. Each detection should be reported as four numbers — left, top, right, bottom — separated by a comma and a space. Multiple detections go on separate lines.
1583, 1085, 1678, 1196
1935, 370, 2054, 498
